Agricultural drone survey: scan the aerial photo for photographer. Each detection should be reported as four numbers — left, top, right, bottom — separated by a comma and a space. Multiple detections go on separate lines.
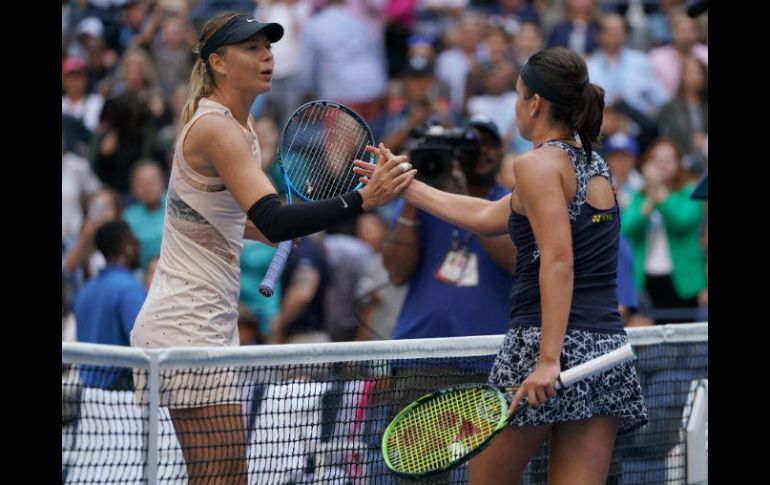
383, 117, 517, 340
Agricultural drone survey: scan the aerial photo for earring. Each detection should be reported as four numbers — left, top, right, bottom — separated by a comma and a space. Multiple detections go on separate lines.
530, 111, 536, 117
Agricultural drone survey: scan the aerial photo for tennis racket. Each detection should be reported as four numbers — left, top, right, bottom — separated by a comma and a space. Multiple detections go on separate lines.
381, 343, 635, 477
258, 100, 376, 297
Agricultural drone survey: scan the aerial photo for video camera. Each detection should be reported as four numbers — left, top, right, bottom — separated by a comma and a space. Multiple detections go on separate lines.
408, 122, 481, 188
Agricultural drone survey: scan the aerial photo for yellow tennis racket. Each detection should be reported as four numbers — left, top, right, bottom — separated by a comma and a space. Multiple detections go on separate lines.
381, 344, 635, 477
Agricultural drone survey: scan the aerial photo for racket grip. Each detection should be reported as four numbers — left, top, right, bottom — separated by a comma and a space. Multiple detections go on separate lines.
259, 240, 293, 297
557, 343, 635, 389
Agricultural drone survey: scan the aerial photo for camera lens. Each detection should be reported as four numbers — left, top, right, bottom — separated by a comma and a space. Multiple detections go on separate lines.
410, 145, 454, 188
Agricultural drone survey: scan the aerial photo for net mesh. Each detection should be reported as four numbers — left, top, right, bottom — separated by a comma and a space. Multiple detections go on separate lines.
281, 102, 374, 202
62, 323, 707, 484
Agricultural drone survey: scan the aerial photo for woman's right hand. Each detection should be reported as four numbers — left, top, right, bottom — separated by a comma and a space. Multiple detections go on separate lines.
507, 360, 561, 416
354, 143, 417, 210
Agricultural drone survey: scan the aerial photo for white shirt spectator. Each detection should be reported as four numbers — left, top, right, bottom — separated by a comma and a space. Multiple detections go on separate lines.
62, 94, 105, 133
255, 0, 313, 80
62, 151, 102, 244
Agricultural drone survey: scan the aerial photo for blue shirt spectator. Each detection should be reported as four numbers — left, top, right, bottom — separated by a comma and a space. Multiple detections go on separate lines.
587, 13, 670, 118
74, 222, 146, 388
390, 184, 515, 340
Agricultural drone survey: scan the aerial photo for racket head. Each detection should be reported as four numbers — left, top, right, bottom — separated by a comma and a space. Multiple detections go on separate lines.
278, 100, 375, 202
382, 384, 509, 478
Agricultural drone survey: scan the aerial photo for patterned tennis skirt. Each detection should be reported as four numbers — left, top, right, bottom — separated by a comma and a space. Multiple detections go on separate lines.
488, 326, 648, 435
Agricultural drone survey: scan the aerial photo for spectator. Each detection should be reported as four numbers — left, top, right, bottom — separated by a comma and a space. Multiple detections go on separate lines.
587, 12, 670, 120
63, 187, 124, 302
269, 235, 332, 344
152, 14, 197, 98
69, 16, 118, 96
464, 24, 515, 103
298, 0, 389, 137
239, 240, 280, 336
588, 12, 669, 151
123, 160, 167, 269
62, 56, 105, 134
354, 212, 408, 341
383, 0, 419, 77
93, 48, 166, 194
74, 220, 146, 389
155, 83, 189, 174
323, 227, 376, 341
434, 12, 488, 117
62, 132, 102, 248
466, 59, 521, 152
512, 20, 544, 66
489, 0, 540, 25
658, 55, 708, 176
547, 0, 601, 56
254, 0, 314, 127
644, 0, 685, 48
604, 131, 643, 210
621, 137, 707, 323
383, 118, 516, 341
116, 0, 155, 54
381, 56, 451, 155
649, 10, 708, 97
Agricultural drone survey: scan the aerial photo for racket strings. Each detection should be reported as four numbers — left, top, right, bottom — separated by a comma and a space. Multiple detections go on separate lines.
386, 387, 503, 474
282, 104, 371, 201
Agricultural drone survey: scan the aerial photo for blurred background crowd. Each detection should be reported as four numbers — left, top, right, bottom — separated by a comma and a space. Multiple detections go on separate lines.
62, 0, 708, 348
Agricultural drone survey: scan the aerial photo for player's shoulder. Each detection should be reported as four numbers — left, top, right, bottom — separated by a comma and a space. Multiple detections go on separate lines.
188, 111, 242, 138
512, 148, 563, 176
185, 111, 251, 154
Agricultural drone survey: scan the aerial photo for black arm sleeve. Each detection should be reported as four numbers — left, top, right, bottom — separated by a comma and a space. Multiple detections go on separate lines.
247, 191, 365, 243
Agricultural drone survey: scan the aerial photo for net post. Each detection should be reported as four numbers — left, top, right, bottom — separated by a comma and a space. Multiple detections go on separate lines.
686, 379, 708, 484
145, 351, 160, 485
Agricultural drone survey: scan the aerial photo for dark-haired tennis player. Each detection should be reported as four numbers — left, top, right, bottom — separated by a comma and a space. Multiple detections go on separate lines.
357, 48, 648, 485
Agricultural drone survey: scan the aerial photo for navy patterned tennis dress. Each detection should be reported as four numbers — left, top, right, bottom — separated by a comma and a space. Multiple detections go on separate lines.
488, 139, 648, 434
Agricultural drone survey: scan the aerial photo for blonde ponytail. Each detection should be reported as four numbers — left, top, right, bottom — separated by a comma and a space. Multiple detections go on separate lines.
180, 57, 214, 125
179, 11, 243, 126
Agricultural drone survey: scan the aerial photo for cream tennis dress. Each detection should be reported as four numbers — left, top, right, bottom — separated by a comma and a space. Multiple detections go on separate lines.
131, 98, 261, 408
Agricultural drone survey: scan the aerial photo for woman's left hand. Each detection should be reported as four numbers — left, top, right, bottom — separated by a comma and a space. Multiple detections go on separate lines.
507, 360, 561, 416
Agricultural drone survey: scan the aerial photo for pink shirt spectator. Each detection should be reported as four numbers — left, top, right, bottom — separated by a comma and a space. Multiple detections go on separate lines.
384, 0, 417, 27
649, 44, 708, 97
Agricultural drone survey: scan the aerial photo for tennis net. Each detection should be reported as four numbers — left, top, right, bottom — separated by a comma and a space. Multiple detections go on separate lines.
62, 322, 707, 484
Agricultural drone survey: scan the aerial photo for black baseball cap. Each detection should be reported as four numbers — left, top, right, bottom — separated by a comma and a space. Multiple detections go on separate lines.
200, 14, 284, 62
466, 115, 502, 144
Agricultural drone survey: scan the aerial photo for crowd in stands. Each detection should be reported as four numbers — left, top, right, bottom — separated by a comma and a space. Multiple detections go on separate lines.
62, 0, 708, 347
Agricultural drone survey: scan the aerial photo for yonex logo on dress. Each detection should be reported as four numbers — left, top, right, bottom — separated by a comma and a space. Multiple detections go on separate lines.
592, 213, 614, 223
